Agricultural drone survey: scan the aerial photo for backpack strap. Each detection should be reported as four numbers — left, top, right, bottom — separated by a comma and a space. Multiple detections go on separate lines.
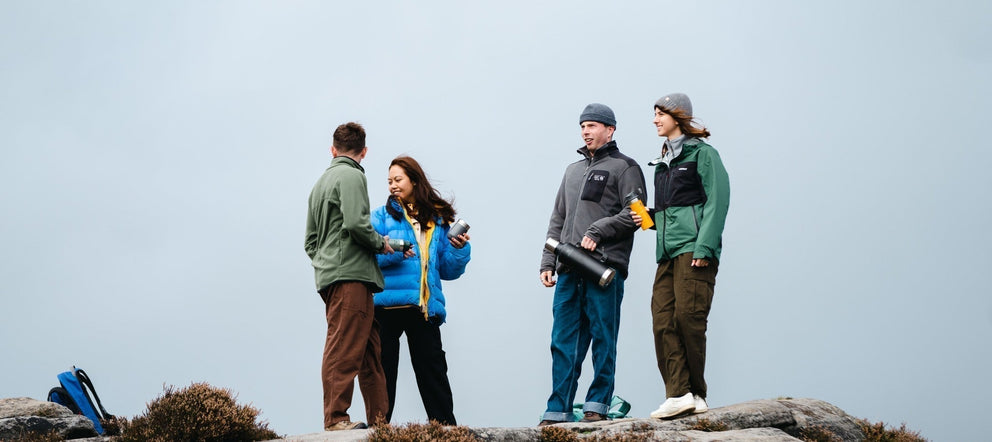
47, 386, 81, 414
607, 395, 631, 419
74, 368, 115, 420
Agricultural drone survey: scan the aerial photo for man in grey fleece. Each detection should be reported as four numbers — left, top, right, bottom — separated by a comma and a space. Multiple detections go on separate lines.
538, 103, 647, 425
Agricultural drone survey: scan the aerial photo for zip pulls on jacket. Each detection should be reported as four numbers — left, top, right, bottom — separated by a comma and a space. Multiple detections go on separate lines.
565, 142, 612, 254
655, 161, 672, 257
650, 143, 680, 259
649, 136, 691, 212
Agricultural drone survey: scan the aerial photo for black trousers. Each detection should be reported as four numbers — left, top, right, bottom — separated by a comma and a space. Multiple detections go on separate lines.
376, 306, 456, 425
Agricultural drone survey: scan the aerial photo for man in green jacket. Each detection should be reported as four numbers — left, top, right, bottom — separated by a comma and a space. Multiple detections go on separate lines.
305, 122, 394, 431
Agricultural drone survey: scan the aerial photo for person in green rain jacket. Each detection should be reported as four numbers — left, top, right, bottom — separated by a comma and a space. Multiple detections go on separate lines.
632, 93, 729, 420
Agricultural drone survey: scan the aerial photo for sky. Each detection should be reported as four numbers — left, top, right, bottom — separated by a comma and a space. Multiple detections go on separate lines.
1, 1, 990, 440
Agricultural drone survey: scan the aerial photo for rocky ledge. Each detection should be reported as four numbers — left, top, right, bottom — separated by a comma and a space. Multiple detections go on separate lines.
272, 398, 864, 441
0, 397, 103, 440
1, 397, 864, 441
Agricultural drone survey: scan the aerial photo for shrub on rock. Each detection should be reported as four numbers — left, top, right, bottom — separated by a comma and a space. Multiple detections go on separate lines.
117, 382, 278, 442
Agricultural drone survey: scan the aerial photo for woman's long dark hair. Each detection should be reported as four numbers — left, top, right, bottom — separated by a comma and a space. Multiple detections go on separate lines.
384, 156, 456, 227
656, 105, 711, 139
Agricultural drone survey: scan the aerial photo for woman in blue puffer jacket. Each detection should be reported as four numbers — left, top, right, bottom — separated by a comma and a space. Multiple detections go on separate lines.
370, 155, 471, 426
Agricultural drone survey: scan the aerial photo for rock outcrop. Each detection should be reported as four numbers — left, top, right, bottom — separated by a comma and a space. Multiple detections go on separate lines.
1, 397, 864, 441
273, 398, 865, 441
0, 397, 99, 440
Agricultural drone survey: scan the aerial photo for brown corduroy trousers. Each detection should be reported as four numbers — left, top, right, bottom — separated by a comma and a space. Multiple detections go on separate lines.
651, 252, 718, 399
320, 281, 389, 428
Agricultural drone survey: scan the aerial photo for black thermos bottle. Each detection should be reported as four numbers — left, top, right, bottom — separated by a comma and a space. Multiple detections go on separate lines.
544, 238, 616, 287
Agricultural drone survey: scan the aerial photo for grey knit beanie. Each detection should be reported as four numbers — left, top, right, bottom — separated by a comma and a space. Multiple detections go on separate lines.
655, 93, 692, 117
579, 103, 616, 127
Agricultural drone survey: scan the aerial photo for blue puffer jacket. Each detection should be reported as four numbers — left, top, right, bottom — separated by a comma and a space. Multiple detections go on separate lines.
370, 199, 471, 324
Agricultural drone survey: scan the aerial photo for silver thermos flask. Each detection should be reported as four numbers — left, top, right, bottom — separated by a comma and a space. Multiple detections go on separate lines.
447, 219, 470, 238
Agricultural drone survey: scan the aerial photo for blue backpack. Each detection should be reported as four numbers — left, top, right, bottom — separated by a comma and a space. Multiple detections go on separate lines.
47, 366, 115, 435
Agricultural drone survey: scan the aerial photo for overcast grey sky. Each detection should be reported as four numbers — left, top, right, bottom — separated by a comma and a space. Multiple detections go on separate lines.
2, 1, 990, 440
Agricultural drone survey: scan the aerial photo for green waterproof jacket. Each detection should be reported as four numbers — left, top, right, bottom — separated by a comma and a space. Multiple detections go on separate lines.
650, 138, 730, 263
305, 156, 385, 292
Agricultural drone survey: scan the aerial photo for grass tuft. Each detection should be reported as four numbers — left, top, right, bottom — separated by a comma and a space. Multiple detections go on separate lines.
115, 382, 279, 442
535, 424, 652, 442
537, 426, 578, 442
857, 419, 929, 442
688, 417, 728, 432
368, 420, 480, 442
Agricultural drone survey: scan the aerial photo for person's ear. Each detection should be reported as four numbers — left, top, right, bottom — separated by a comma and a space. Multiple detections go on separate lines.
330, 145, 339, 157
359, 146, 368, 160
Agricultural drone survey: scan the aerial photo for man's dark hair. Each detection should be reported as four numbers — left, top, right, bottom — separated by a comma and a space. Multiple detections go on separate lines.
332, 122, 366, 154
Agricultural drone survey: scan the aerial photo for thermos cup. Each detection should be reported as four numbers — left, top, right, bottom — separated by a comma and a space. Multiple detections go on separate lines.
624, 191, 654, 230
545, 238, 616, 287
447, 219, 470, 238
387, 238, 412, 252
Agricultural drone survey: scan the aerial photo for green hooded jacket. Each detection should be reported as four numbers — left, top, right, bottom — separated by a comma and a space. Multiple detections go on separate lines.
651, 138, 730, 262
305, 156, 385, 292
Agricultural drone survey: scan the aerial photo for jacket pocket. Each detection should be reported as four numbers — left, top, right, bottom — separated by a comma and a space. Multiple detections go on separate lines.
684, 261, 716, 315
580, 170, 610, 202
666, 161, 706, 207
664, 206, 698, 252
685, 278, 714, 315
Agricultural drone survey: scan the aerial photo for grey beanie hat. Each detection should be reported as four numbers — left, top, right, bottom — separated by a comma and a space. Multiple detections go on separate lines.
579, 103, 616, 127
655, 93, 692, 117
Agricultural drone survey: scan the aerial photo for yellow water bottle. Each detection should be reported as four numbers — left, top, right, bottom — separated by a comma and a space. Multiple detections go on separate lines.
624, 191, 654, 230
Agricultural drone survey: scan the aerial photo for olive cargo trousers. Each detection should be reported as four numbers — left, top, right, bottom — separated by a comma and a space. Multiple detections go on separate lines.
652, 252, 718, 399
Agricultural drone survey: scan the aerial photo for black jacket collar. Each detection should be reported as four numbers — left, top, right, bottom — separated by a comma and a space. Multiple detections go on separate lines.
577, 140, 619, 160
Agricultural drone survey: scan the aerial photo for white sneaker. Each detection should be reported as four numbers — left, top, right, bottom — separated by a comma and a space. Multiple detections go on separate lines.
650, 392, 695, 419
693, 394, 708, 414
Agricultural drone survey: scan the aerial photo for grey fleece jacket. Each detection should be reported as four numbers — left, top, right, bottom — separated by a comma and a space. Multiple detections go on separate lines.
540, 140, 647, 279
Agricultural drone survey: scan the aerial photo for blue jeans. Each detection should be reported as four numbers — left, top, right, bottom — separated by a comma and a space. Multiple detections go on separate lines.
543, 272, 624, 421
